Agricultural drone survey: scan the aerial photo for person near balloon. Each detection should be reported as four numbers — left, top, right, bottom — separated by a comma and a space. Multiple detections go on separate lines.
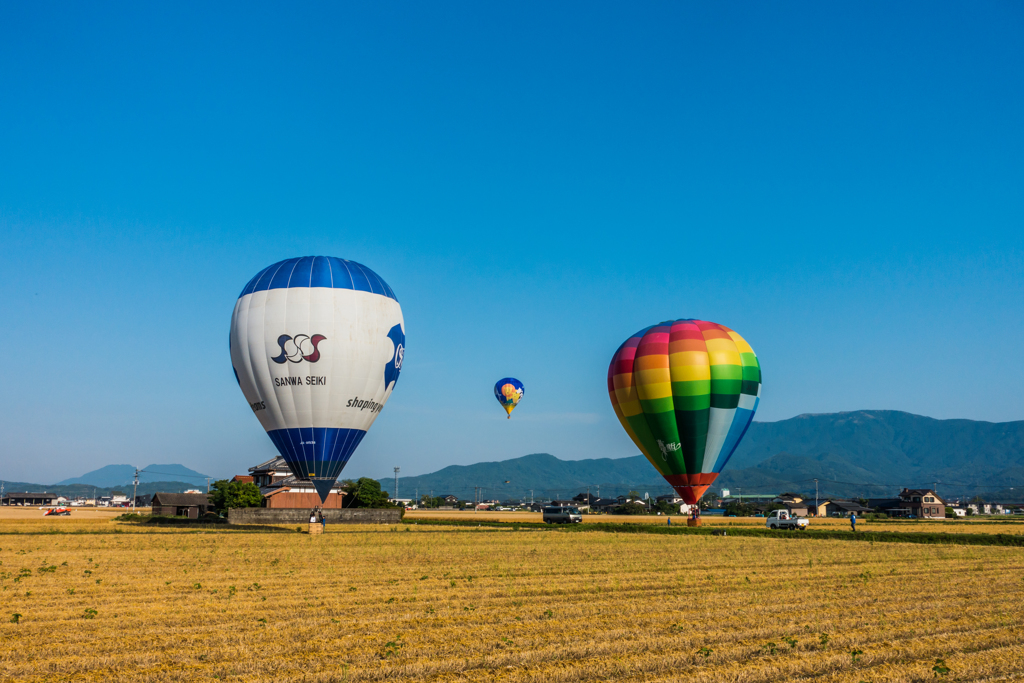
850, 511, 857, 532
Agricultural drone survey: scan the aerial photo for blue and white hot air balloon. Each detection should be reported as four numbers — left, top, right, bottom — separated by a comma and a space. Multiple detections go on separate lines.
229, 256, 405, 503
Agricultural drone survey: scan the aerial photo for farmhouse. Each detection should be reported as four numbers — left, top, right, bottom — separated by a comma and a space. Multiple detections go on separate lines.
818, 500, 873, 517
866, 489, 946, 518
151, 492, 211, 519
248, 456, 347, 509
1, 492, 59, 506
896, 489, 946, 519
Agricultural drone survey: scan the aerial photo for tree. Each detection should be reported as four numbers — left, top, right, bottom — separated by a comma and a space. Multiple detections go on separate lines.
627, 490, 640, 501
209, 480, 262, 512
613, 502, 647, 515
651, 500, 678, 515
725, 500, 755, 517
341, 478, 398, 508
420, 494, 444, 508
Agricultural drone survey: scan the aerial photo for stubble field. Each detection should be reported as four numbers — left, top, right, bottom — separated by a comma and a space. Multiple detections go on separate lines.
405, 509, 1024, 535
2, 515, 1024, 682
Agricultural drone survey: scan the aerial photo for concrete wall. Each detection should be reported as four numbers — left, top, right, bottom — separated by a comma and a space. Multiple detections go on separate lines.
265, 491, 346, 509
227, 507, 402, 525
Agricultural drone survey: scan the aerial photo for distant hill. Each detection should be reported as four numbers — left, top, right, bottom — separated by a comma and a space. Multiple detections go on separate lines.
56, 464, 212, 487
378, 453, 670, 502
382, 411, 1024, 502
718, 410, 1024, 498
0, 481, 208, 497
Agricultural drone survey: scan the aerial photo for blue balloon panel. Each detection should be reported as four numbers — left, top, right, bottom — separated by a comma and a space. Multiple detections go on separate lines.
266, 427, 368, 501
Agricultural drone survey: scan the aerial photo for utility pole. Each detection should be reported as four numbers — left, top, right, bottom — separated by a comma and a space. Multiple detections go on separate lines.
394, 467, 400, 502
206, 477, 212, 493
814, 479, 818, 517
529, 489, 534, 505
132, 468, 139, 513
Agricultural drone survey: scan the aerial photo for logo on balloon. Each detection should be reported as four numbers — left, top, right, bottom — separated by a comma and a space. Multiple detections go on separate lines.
271, 334, 326, 364
657, 439, 681, 460
384, 324, 404, 390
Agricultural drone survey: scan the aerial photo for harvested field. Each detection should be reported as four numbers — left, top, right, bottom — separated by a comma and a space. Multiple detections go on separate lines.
406, 508, 1024, 535
2, 516, 1024, 682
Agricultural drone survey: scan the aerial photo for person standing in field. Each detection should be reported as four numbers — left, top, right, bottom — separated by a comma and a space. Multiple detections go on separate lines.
850, 511, 857, 532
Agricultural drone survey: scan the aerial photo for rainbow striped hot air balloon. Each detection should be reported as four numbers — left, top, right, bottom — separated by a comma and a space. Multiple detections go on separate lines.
494, 378, 524, 418
607, 320, 761, 504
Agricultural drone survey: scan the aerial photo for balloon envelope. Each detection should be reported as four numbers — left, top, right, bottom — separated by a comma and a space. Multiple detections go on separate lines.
230, 256, 405, 503
607, 319, 760, 504
494, 378, 524, 418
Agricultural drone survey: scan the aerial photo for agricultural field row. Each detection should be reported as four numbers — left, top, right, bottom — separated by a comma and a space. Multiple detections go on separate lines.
1, 517, 1023, 681
405, 508, 1024, 536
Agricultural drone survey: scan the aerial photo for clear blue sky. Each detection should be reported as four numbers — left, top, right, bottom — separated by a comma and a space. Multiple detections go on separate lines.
1, 2, 1022, 484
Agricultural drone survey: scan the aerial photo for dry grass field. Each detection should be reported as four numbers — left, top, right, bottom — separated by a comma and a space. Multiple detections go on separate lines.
2, 514, 1024, 682
406, 508, 1024, 535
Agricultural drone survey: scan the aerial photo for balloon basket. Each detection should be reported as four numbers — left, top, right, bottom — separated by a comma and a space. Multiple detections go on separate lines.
687, 518, 702, 527
309, 523, 323, 535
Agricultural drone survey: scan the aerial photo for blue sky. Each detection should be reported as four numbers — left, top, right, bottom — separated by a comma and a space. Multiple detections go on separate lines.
1, 2, 1022, 484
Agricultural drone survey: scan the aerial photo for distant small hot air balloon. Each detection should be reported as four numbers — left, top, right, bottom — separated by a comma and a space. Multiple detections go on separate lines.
494, 378, 525, 418
230, 256, 405, 503
607, 320, 761, 504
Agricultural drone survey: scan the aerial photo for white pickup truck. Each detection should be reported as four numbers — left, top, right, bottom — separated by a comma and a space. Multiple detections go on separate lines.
766, 509, 809, 530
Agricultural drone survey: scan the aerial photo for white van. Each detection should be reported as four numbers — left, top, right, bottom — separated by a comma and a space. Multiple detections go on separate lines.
542, 506, 583, 524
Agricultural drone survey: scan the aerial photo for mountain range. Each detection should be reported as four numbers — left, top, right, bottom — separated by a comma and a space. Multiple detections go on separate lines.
0, 464, 215, 499
379, 411, 1024, 502
7, 410, 1022, 502
56, 464, 212, 487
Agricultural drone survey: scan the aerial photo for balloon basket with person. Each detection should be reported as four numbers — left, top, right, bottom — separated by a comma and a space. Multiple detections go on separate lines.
308, 506, 325, 535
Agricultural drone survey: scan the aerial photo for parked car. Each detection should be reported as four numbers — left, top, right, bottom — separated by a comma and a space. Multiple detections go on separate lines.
766, 509, 808, 530
542, 506, 582, 524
